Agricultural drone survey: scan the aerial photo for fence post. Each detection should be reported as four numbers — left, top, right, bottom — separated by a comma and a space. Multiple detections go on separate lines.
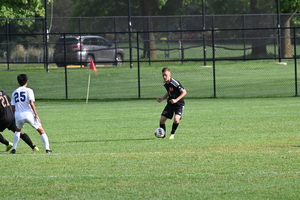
178, 40, 182, 60
128, 0, 133, 69
277, 0, 282, 62
44, 0, 50, 72
212, 28, 217, 98
202, 0, 207, 66
63, 33, 68, 100
137, 32, 141, 98
293, 27, 298, 96
243, 14, 246, 61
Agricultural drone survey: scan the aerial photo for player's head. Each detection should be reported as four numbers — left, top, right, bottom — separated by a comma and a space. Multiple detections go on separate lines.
17, 74, 28, 86
162, 67, 171, 82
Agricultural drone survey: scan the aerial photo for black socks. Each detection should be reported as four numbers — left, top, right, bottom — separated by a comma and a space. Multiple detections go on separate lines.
171, 123, 179, 135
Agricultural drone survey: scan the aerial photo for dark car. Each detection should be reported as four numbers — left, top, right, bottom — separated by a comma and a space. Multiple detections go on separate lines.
53, 35, 124, 67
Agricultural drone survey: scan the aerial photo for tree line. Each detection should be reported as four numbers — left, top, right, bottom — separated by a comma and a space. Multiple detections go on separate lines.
1, 0, 300, 58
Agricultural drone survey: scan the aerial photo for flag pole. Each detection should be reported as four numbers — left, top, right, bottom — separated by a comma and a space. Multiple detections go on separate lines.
86, 70, 91, 104
86, 59, 98, 104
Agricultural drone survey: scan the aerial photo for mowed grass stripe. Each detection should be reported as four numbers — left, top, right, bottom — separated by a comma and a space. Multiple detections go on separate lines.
0, 98, 299, 199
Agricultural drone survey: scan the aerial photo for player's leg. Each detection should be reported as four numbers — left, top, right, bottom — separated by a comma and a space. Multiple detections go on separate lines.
8, 123, 38, 151
159, 115, 167, 138
159, 115, 167, 131
11, 131, 21, 154
159, 104, 173, 137
169, 115, 181, 139
0, 133, 9, 146
20, 132, 39, 151
169, 105, 184, 139
11, 114, 25, 154
36, 126, 52, 153
0, 133, 13, 151
27, 113, 51, 153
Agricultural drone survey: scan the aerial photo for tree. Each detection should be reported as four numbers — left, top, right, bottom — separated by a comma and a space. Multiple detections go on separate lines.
280, 0, 300, 58
249, 0, 269, 57
71, 0, 174, 58
49, 0, 74, 33
0, 0, 46, 26
0, 0, 51, 57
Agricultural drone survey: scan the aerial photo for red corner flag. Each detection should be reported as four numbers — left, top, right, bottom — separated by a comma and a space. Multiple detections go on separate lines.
89, 59, 98, 73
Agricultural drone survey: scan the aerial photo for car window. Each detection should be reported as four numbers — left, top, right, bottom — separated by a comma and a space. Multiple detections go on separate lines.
83, 39, 92, 45
90, 38, 100, 45
56, 38, 78, 45
99, 38, 111, 47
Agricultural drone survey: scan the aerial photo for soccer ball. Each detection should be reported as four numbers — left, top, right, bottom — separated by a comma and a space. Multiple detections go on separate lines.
154, 127, 165, 138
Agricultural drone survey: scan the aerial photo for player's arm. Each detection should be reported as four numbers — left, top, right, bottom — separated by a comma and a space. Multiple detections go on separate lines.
169, 89, 187, 104
157, 92, 169, 103
11, 105, 16, 113
29, 100, 41, 122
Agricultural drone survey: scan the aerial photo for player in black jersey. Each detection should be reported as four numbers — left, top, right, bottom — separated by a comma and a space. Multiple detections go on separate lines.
0, 90, 39, 152
156, 67, 187, 139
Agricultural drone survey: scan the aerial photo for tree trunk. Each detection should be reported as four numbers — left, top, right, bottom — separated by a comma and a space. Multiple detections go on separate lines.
280, 14, 293, 58
250, 0, 267, 57
140, 0, 157, 59
251, 40, 268, 57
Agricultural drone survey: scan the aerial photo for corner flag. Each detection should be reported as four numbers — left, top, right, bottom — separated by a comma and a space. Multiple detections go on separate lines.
89, 59, 98, 73
86, 59, 98, 104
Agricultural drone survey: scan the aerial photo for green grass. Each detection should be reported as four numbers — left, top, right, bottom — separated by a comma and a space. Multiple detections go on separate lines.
1, 98, 300, 199
0, 59, 299, 99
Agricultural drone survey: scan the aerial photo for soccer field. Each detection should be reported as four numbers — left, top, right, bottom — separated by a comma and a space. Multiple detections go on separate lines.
1, 98, 300, 199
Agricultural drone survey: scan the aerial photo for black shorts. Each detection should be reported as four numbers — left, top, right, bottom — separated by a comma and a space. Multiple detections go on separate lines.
161, 103, 185, 119
0, 118, 16, 132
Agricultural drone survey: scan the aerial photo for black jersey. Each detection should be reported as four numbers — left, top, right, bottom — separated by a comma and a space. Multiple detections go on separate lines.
0, 90, 14, 125
163, 78, 185, 106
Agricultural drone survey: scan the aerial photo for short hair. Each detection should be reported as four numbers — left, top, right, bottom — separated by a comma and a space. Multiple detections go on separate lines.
162, 67, 170, 73
17, 74, 28, 86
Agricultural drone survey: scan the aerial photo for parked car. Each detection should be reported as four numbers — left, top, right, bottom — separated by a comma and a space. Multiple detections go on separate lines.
53, 35, 124, 67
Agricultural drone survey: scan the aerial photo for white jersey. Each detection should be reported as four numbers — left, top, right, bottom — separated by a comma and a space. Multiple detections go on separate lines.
11, 86, 35, 114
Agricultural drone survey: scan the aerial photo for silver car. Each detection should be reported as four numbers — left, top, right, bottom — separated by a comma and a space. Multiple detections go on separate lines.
53, 35, 124, 67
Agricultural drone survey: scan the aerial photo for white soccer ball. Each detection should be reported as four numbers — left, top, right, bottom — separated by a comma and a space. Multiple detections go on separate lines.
154, 127, 165, 138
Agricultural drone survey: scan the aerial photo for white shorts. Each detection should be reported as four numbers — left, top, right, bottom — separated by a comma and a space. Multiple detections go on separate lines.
15, 112, 41, 130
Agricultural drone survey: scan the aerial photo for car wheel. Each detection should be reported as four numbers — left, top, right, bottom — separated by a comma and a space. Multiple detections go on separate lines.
115, 54, 123, 66
85, 55, 94, 67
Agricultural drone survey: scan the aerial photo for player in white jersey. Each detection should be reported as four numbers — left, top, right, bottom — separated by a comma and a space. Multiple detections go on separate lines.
10, 74, 52, 154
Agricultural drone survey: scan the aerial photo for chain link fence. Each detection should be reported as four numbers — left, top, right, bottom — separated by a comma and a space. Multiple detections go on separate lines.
1, 14, 300, 99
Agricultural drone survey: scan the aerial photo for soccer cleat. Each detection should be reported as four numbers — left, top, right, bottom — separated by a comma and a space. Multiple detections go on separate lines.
10, 149, 16, 154
169, 134, 174, 139
46, 150, 52, 153
6, 142, 13, 152
32, 146, 40, 151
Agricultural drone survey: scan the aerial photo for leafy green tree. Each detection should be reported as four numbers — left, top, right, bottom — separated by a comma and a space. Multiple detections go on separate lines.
71, 0, 172, 58
0, 0, 50, 57
0, 0, 46, 26
248, 0, 300, 58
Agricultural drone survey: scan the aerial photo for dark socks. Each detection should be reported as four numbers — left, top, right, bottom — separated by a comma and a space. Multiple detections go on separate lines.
160, 124, 166, 132
160, 124, 166, 138
0, 134, 9, 146
171, 123, 179, 135
20, 133, 35, 149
